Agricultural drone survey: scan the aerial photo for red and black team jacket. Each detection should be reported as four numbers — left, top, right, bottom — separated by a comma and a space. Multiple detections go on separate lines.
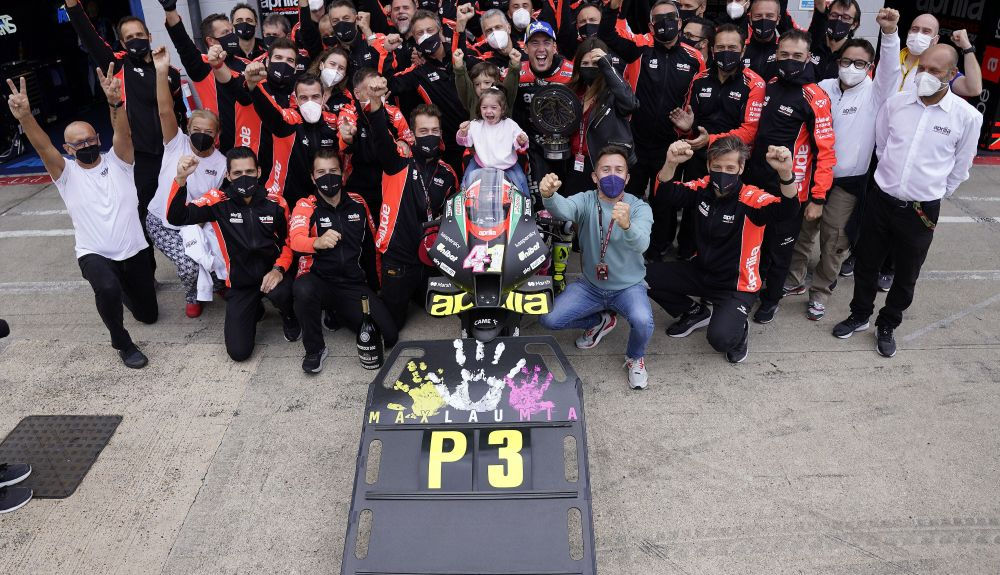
337, 100, 414, 192
289, 193, 376, 284
743, 37, 780, 83
363, 106, 457, 266
598, 6, 705, 157
513, 56, 575, 142
654, 179, 800, 292
67, 2, 186, 156
166, 18, 261, 153
680, 65, 766, 146
166, 184, 293, 289
251, 84, 340, 206
747, 72, 836, 204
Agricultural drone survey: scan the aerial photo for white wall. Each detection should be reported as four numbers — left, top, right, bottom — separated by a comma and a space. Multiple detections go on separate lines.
787, 0, 887, 45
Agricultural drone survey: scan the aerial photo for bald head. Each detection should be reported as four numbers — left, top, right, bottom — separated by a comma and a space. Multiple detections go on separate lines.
62, 121, 101, 166
64, 121, 97, 143
916, 43, 958, 93
909, 13, 939, 36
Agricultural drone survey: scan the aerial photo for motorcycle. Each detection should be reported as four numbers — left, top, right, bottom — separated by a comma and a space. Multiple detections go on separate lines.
424, 168, 554, 342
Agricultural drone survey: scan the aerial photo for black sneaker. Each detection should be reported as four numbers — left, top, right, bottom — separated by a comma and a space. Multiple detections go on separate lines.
666, 303, 712, 338
282, 315, 301, 342
876, 325, 896, 358
323, 310, 341, 332
752, 302, 779, 324
829, 279, 838, 292
118, 345, 148, 369
839, 255, 855, 277
832, 313, 870, 339
0, 486, 32, 514
877, 272, 894, 292
0, 463, 31, 487
725, 321, 750, 364
302, 347, 329, 373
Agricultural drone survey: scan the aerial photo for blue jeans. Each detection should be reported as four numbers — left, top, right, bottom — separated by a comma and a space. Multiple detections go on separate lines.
462, 156, 531, 198
539, 278, 654, 359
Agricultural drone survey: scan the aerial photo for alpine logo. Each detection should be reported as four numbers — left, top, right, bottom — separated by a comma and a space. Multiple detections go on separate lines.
229, 212, 243, 223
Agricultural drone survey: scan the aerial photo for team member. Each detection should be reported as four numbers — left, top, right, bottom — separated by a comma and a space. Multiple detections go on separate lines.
744, 28, 835, 324
148, 46, 227, 319
681, 16, 714, 61
7, 73, 157, 368
230, 3, 268, 60
899, 13, 982, 98
742, 0, 783, 82
647, 141, 799, 364
167, 148, 300, 361
290, 151, 398, 373
676, 0, 705, 23
387, 10, 468, 175
537, 147, 654, 389
298, 0, 396, 76
460, 7, 523, 77
598, 0, 703, 258
311, 47, 354, 114
832, 45, 982, 357
362, 78, 457, 331
785, 9, 901, 321
66, 0, 186, 259
807, 0, 861, 81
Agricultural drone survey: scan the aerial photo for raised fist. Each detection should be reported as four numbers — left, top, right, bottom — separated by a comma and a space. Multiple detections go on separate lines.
456, 3, 475, 24
152, 45, 170, 71
539, 173, 561, 198
666, 140, 694, 165
875, 8, 899, 34
453, 48, 465, 69
509, 49, 522, 68
176, 154, 200, 180
384, 33, 403, 51
951, 29, 972, 51
765, 145, 793, 177
339, 121, 357, 144
207, 44, 228, 67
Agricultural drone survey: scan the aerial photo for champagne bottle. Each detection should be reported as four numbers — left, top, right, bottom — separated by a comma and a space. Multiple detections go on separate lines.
357, 296, 384, 370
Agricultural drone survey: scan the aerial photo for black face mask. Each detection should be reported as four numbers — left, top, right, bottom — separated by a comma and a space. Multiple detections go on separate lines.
417, 33, 442, 56
419, 0, 439, 12
124, 38, 151, 62
413, 135, 441, 161
479, 0, 508, 11
751, 18, 777, 40
578, 66, 599, 84
713, 50, 742, 72
709, 170, 741, 196
267, 61, 295, 87
322, 35, 338, 49
262, 35, 277, 49
216, 32, 240, 53
826, 19, 852, 41
234, 22, 256, 41
334, 21, 358, 44
679, 36, 701, 49
678, 8, 697, 22
651, 16, 679, 43
190, 132, 215, 152
230, 174, 259, 198
75, 144, 101, 165
577, 22, 599, 39
315, 173, 343, 199
777, 58, 806, 81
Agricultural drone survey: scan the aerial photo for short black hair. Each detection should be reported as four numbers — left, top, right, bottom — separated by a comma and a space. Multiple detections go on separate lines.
262, 14, 292, 34
225, 146, 258, 171
412, 8, 442, 30
313, 148, 341, 170
828, 0, 861, 22
294, 72, 323, 93
230, 3, 258, 22
267, 37, 299, 59
685, 16, 715, 45
328, 0, 358, 12
778, 28, 812, 50
714, 23, 746, 45
117, 16, 149, 39
352, 66, 379, 90
595, 144, 631, 167
707, 135, 749, 164
839, 38, 874, 61
200, 14, 230, 40
410, 103, 441, 129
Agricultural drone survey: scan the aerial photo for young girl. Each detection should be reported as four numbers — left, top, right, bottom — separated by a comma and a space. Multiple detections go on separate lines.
456, 88, 531, 197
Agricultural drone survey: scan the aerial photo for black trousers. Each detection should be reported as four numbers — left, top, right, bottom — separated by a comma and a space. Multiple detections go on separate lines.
646, 260, 756, 353
78, 251, 159, 350
293, 273, 399, 355
224, 274, 295, 362
629, 150, 674, 255
346, 181, 383, 291
849, 185, 939, 329
758, 203, 805, 308
380, 258, 433, 332
134, 151, 163, 270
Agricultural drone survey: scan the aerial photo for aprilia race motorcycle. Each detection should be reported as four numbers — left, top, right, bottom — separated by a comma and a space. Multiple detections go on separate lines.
424, 168, 554, 342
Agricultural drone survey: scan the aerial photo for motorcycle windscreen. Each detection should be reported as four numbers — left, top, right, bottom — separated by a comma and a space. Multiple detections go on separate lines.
464, 169, 511, 242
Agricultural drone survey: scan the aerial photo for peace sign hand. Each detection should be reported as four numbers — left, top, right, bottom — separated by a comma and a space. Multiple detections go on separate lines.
96, 63, 122, 106
5, 77, 31, 121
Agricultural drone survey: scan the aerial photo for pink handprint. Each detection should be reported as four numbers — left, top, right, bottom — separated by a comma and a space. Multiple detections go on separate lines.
506, 365, 554, 419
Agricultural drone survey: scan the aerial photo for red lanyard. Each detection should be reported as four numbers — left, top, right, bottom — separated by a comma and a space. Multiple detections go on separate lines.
596, 200, 614, 263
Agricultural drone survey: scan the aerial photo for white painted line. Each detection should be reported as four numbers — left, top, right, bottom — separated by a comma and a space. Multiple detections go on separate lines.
901, 292, 1000, 344
0, 280, 182, 294
922, 270, 1000, 281
949, 196, 1000, 202
937, 216, 1000, 224
0, 229, 75, 238
2, 209, 69, 216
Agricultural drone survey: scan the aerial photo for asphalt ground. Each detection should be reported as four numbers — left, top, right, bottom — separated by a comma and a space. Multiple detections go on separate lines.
0, 166, 998, 574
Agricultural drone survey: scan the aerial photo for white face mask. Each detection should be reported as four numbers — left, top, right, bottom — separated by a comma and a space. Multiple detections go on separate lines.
308, 0, 324, 9
838, 65, 868, 88
726, 1, 745, 19
487, 29, 509, 50
320, 67, 345, 88
915, 71, 945, 97
906, 32, 934, 55
299, 100, 323, 123
512, 8, 531, 30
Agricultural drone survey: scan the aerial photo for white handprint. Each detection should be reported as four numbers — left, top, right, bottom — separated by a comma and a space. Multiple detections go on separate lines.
437, 339, 524, 412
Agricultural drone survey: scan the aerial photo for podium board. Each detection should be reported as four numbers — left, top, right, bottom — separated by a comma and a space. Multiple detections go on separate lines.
341, 336, 596, 575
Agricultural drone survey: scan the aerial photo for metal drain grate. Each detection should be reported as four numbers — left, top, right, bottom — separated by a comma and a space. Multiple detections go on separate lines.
0, 415, 122, 498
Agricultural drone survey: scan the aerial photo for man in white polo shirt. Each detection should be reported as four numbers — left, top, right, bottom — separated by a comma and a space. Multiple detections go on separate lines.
6, 66, 157, 368
831, 44, 982, 358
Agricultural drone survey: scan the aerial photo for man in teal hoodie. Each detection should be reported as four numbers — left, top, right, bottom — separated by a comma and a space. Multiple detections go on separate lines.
538, 146, 655, 390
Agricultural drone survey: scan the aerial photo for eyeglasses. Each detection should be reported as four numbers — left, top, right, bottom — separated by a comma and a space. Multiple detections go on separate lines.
682, 32, 706, 43
836, 58, 870, 70
68, 136, 100, 148
827, 13, 854, 23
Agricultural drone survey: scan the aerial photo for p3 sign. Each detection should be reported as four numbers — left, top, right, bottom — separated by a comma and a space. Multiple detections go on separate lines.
342, 337, 596, 575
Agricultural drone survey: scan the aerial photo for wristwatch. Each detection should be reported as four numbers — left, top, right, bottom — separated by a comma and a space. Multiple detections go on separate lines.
271, 265, 284, 273
110, 101, 124, 109
778, 173, 796, 186
962, 46, 975, 55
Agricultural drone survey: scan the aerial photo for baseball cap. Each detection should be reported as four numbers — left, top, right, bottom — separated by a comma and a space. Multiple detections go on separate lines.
524, 21, 556, 42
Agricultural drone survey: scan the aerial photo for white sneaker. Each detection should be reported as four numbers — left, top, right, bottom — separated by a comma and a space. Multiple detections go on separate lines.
624, 356, 648, 389
575, 312, 617, 349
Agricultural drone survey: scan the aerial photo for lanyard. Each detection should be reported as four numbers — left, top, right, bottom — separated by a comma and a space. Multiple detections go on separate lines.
596, 200, 615, 264
415, 162, 438, 222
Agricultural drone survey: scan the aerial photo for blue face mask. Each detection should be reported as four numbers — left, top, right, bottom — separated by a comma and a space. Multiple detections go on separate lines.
598, 174, 626, 198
